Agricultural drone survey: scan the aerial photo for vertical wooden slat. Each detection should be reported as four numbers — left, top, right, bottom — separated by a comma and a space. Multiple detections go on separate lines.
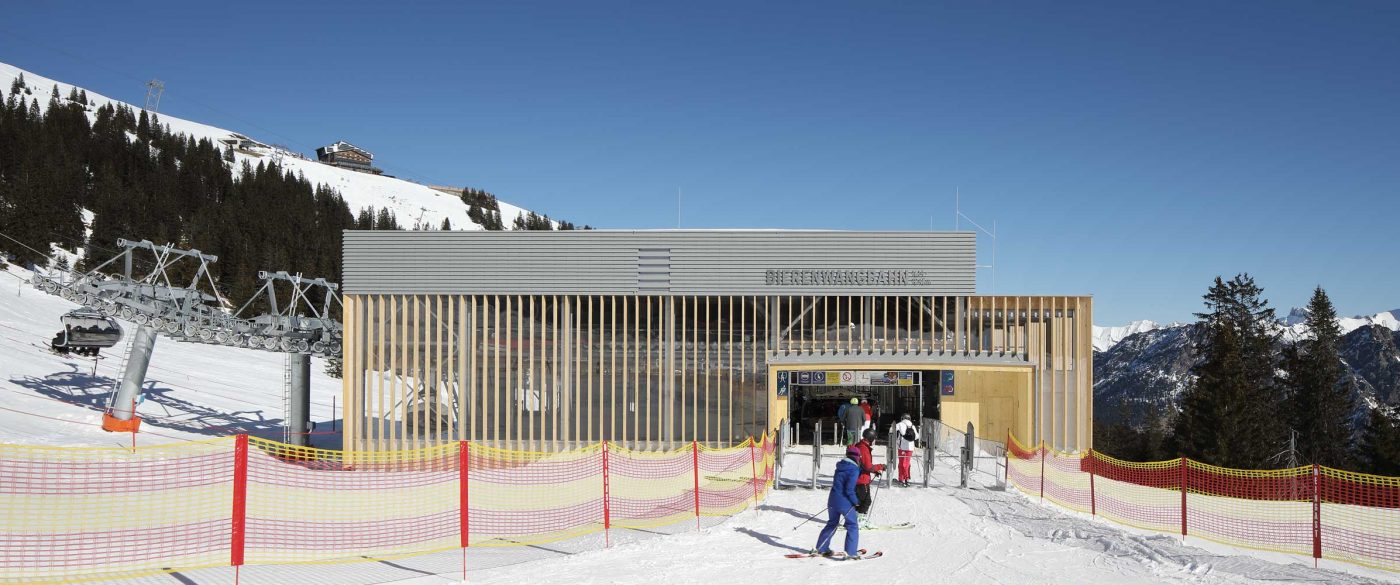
554, 296, 561, 450
436, 296, 445, 445
501, 295, 509, 449
342, 295, 357, 456
528, 296, 536, 451
704, 296, 711, 445
694, 296, 700, 442
392, 295, 403, 451
622, 295, 630, 447
633, 294, 640, 447
680, 296, 688, 444
461, 296, 471, 442
727, 295, 734, 445
510, 295, 519, 450
368, 296, 380, 451
882, 295, 888, 353
645, 296, 652, 448
410, 296, 421, 450
610, 296, 617, 443
588, 295, 595, 443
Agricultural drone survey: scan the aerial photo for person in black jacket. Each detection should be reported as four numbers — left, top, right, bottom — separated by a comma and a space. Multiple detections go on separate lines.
841, 397, 864, 445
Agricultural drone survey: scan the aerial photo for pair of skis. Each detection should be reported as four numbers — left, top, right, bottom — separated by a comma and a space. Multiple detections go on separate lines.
783, 521, 912, 560
785, 548, 883, 561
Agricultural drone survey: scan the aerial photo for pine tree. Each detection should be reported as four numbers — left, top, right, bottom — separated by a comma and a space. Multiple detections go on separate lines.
1173, 274, 1285, 468
441, 217, 452, 230
512, 213, 527, 230
1360, 409, 1400, 475
1281, 286, 1357, 467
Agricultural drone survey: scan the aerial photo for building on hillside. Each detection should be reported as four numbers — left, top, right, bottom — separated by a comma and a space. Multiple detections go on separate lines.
338, 230, 1093, 454
218, 133, 268, 155
316, 141, 380, 174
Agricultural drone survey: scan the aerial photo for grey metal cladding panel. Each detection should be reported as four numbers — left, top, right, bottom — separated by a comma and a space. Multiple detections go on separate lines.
342, 230, 976, 295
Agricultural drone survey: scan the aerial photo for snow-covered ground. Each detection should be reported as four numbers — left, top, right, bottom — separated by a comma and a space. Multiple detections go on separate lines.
0, 61, 544, 232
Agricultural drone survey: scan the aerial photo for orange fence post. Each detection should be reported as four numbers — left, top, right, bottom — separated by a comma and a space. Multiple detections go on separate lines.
1088, 449, 1096, 517
231, 434, 248, 582
1179, 457, 1188, 539
459, 440, 470, 581
749, 437, 760, 508
1312, 464, 1322, 567
1038, 441, 1046, 503
602, 441, 611, 548
692, 440, 701, 530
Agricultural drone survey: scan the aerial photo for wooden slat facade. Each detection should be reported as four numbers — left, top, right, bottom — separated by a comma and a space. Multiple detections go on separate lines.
342, 294, 1092, 454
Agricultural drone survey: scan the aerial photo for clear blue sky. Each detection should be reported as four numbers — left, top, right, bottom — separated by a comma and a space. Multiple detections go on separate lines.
3, 1, 1397, 325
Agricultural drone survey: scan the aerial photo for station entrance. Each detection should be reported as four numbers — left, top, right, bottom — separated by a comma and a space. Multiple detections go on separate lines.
782, 369, 940, 446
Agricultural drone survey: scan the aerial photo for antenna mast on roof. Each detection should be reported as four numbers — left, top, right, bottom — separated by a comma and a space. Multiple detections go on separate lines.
143, 79, 164, 113
955, 189, 998, 294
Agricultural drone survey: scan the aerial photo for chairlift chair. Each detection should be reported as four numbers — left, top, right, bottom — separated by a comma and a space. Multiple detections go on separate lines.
50, 309, 124, 357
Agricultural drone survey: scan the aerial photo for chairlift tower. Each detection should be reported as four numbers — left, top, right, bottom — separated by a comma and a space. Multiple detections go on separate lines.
32, 239, 343, 446
143, 79, 165, 113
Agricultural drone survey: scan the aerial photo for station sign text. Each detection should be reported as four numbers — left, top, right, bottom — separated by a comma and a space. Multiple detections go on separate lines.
764, 269, 930, 287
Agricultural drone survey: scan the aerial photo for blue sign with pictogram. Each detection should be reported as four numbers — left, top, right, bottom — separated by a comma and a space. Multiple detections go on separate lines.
941, 371, 955, 396
777, 371, 790, 397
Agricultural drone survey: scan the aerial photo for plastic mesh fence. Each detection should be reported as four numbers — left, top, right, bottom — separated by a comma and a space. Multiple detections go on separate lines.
0, 432, 773, 584
1320, 467, 1400, 571
1005, 434, 1400, 573
0, 439, 234, 584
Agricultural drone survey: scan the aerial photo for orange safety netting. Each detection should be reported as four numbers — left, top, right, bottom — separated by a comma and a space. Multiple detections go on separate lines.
1005, 433, 1400, 573
0, 433, 776, 584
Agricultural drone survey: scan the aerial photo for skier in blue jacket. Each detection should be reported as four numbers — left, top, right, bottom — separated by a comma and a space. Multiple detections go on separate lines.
814, 445, 862, 558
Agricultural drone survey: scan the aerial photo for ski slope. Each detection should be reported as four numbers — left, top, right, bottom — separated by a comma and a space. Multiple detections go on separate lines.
0, 61, 544, 232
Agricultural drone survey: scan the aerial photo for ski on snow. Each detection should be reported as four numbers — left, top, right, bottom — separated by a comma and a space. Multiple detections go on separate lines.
785, 548, 882, 560
863, 522, 914, 531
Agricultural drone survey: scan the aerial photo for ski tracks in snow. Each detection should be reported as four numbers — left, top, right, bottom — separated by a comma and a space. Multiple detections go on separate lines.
946, 484, 1387, 584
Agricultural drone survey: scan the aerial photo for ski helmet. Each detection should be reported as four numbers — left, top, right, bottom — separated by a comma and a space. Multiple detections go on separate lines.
850, 397, 859, 404
900, 413, 911, 420
845, 446, 862, 460
862, 428, 877, 442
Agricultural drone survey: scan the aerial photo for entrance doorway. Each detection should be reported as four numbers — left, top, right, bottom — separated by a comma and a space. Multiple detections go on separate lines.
782, 369, 936, 444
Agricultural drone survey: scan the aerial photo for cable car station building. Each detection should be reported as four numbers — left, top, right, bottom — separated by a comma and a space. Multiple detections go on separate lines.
339, 230, 1092, 454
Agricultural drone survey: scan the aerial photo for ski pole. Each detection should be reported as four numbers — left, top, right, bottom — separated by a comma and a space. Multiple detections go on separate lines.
867, 477, 882, 523
791, 503, 854, 531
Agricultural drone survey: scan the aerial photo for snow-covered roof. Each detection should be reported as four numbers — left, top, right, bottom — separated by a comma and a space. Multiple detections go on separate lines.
319, 140, 373, 159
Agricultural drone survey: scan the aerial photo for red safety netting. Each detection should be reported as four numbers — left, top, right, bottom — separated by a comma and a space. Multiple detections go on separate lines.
1005, 434, 1400, 573
0, 439, 234, 584
0, 431, 775, 583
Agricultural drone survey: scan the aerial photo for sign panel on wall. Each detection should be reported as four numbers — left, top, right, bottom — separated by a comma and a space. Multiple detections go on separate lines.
777, 371, 789, 397
941, 371, 955, 396
787, 370, 921, 388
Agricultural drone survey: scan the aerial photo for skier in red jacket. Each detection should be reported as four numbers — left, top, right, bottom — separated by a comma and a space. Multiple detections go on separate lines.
853, 428, 885, 528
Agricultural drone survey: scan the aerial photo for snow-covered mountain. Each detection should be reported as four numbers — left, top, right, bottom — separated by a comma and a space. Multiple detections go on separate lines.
1092, 309, 1399, 353
1092, 320, 1167, 352
1093, 307, 1400, 428
0, 61, 546, 231
1282, 307, 1400, 342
